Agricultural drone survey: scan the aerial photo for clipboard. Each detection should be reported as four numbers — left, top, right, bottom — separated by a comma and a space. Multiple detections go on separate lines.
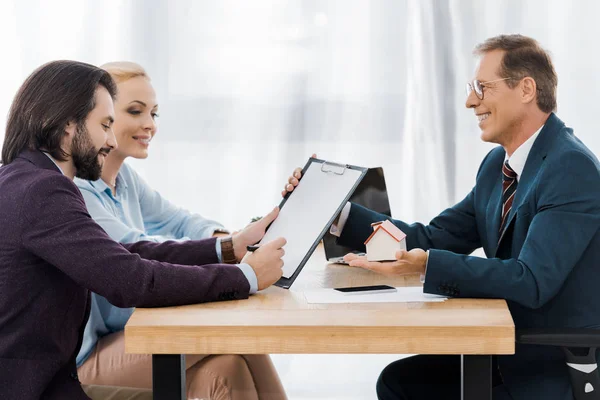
258, 157, 368, 289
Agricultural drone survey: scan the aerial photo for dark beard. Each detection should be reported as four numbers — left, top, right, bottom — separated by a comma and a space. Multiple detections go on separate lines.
72, 124, 103, 181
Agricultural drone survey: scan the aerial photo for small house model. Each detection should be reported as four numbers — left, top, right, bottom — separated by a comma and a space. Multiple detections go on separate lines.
364, 220, 407, 261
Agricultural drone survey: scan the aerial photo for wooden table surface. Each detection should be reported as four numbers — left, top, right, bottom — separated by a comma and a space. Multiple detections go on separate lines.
125, 245, 514, 356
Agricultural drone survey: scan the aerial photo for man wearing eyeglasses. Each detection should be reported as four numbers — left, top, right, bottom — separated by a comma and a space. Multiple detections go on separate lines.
285, 34, 600, 400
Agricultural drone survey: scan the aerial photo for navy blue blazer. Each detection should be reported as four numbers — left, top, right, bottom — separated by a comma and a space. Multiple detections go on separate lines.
338, 113, 600, 400
0, 150, 250, 400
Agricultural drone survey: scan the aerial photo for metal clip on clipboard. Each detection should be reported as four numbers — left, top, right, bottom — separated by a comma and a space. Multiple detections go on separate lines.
320, 161, 348, 175
268, 157, 368, 288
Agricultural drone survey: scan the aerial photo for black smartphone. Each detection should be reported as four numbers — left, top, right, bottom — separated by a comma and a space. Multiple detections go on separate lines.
333, 285, 397, 295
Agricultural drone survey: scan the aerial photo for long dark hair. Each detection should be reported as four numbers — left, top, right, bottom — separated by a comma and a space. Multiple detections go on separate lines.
1, 60, 117, 165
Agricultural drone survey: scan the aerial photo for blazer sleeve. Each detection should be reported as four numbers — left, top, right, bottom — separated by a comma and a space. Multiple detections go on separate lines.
20, 175, 250, 308
337, 150, 499, 254
338, 190, 482, 255
423, 150, 600, 309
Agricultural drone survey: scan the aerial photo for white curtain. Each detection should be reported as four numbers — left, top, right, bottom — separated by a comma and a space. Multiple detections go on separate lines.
1, 1, 599, 398
449, 0, 600, 198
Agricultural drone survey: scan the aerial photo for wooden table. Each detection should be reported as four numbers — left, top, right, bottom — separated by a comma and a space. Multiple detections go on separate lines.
125, 245, 514, 400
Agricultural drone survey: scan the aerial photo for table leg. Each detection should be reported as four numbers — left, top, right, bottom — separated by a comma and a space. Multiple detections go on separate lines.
461, 355, 492, 400
152, 354, 185, 400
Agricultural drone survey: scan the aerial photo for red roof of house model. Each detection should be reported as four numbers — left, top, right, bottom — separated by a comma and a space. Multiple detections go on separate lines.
364, 220, 407, 245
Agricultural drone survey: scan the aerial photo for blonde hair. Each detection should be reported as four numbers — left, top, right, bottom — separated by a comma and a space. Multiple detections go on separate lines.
100, 61, 150, 84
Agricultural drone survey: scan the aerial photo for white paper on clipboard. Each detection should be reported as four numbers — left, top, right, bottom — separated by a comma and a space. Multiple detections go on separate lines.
259, 159, 365, 279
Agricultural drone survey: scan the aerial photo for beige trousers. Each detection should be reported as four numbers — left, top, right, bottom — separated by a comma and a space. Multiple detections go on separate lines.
78, 331, 287, 400
82, 384, 152, 400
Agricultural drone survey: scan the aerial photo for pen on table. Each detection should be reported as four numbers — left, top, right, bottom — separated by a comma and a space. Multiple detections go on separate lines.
247, 245, 260, 252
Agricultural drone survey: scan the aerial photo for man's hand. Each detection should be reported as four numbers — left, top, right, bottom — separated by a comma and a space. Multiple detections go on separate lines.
241, 237, 287, 290
231, 207, 279, 262
343, 249, 428, 276
281, 153, 317, 197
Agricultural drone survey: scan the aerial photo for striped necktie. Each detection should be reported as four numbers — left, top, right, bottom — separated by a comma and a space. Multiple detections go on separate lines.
500, 160, 517, 234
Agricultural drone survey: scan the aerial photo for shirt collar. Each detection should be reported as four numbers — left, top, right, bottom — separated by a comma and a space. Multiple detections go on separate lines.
42, 152, 128, 193
88, 172, 128, 196
506, 124, 544, 180
89, 177, 112, 193
42, 152, 65, 175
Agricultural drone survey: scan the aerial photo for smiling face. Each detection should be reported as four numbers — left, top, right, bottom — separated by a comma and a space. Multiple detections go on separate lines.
110, 76, 158, 159
466, 50, 525, 146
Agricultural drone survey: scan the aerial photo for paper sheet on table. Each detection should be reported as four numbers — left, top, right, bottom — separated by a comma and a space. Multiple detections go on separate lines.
302, 286, 448, 304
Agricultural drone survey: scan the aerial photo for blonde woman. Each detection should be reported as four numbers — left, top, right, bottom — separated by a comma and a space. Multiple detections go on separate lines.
75, 62, 287, 400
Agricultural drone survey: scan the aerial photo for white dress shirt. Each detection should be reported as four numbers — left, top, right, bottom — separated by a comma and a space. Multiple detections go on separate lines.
505, 125, 543, 181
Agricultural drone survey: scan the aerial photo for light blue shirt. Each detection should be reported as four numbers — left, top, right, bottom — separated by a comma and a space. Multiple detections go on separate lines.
74, 162, 257, 366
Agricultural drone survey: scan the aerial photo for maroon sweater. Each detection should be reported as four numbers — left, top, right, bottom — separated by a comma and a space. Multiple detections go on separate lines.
0, 150, 249, 399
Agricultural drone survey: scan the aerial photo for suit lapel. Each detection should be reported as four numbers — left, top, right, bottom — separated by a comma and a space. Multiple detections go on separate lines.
495, 167, 538, 250
494, 113, 564, 252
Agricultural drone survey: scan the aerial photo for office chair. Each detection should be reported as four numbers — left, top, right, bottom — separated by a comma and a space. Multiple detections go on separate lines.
517, 329, 600, 400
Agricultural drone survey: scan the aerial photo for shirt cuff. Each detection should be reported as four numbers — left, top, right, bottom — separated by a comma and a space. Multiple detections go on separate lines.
237, 263, 258, 294
420, 250, 429, 283
215, 238, 223, 263
330, 202, 352, 238
216, 239, 257, 294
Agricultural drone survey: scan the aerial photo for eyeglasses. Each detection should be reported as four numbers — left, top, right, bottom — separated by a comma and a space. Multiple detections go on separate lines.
466, 78, 511, 100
